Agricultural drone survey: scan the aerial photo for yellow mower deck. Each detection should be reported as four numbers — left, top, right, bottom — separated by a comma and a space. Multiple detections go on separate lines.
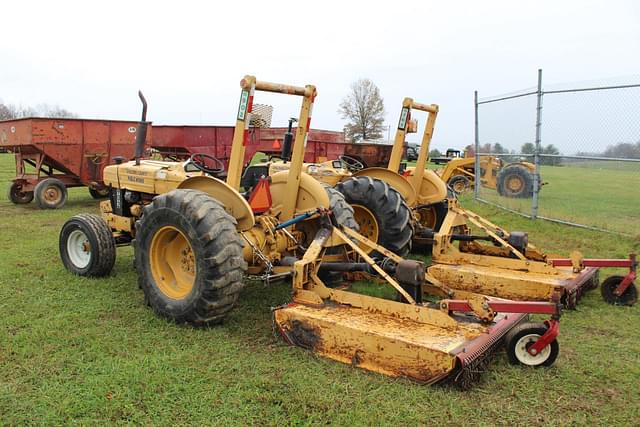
274, 299, 527, 386
429, 200, 602, 307
428, 263, 599, 304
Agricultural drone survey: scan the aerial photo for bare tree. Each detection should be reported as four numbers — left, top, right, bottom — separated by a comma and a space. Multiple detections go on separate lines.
0, 100, 77, 120
0, 103, 12, 120
338, 78, 385, 142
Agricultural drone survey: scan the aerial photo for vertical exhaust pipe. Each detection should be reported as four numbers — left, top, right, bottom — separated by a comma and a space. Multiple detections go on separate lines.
280, 117, 297, 161
135, 90, 148, 166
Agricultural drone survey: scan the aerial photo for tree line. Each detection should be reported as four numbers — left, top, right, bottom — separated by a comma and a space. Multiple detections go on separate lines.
461, 143, 561, 165
577, 141, 640, 159
0, 100, 77, 120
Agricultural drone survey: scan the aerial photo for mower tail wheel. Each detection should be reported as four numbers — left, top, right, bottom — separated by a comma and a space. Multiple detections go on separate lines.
34, 178, 68, 209
505, 322, 559, 367
8, 181, 34, 204
600, 275, 638, 306
135, 189, 247, 326
59, 213, 116, 277
89, 187, 110, 199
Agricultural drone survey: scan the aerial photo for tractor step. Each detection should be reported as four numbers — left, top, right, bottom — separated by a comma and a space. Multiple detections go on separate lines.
273, 301, 526, 387
428, 263, 599, 308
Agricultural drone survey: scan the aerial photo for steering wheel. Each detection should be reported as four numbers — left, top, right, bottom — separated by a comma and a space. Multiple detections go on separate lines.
189, 153, 225, 175
339, 155, 364, 172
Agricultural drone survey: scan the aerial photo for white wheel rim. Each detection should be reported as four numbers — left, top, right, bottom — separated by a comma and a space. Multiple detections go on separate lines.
514, 333, 551, 366
67, 229, 91, 269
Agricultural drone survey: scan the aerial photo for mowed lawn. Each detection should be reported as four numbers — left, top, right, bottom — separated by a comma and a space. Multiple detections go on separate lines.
0, 153, 639, 425
476, 163, 640, 235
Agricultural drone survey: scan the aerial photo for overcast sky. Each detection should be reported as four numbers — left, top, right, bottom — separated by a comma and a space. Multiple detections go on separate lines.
1, 0, 639, 154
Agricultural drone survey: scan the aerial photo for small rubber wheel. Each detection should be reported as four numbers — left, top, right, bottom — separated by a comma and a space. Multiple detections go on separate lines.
135, 189, 247, 326
59, 213, 116, 277
8, 181, 34, 204
601, 275, 638, 306
34, 178, 68, 209
447, 175, 471, 194
89, 187, 110, 199
505, 322, 559, 367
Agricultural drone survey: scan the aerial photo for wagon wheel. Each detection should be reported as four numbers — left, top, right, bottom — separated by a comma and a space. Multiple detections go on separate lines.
34, 178, 68, 209
8, 181, 34, 204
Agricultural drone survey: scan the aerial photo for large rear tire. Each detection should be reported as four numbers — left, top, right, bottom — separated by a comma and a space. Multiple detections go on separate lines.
135, 189, 247, 326
34, 178, 68, 209
336, 176, 413, 256
59, 214, 116, 277
497, 164, 534, 198
324, 185, 359, 231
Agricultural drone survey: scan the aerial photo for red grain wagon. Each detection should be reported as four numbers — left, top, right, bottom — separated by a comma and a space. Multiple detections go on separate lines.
0, 118, 151, 208
151, 125, 395, 169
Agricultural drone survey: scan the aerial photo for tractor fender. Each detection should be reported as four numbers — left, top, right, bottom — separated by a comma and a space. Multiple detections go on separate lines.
509, 161, 536, 173
269, 171, 331, 216
178, 176, 255, 231
415, 169, 448, 205
352, 167, 418, 206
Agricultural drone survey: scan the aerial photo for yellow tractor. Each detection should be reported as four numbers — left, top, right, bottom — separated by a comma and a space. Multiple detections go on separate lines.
433, 148, 538, 198
58, 76, 565, 387
270, 96, 609, 309
242, 98, 446, 254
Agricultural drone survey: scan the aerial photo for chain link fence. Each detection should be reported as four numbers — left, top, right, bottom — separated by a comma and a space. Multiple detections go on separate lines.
474, 70, 640, 235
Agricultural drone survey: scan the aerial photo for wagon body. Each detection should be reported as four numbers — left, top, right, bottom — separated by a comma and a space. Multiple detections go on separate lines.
151, 125, 395, 168
0, 117, 150, 192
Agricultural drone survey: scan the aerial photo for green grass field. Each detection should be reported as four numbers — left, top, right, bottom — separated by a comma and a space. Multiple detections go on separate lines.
476, 164, 640, 235
1, 153, 639, 425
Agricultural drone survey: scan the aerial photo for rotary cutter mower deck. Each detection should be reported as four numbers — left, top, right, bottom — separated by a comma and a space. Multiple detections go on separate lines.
59, 76, 564, 388
344, 97, 632, 309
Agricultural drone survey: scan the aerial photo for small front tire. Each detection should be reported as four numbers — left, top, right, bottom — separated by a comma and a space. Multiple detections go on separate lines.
59, 214, 116, 277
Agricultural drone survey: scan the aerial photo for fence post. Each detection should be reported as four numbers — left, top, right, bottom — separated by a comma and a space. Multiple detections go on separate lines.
531, 69, 543, 219
474, 90, 480, 199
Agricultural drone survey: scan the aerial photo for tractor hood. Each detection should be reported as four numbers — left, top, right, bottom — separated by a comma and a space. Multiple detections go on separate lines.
103, 160, 204, 195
